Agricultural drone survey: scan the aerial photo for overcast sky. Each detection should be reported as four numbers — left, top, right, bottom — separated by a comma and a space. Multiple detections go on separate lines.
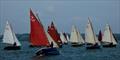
0, 0, 120, 34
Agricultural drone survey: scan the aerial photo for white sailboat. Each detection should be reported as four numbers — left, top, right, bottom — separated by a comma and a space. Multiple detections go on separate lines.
85, 18, 100, 49
101, 24, 117, 47
60, 32, 68, 44
2, 21, 21, 50
70, 25, 85, 47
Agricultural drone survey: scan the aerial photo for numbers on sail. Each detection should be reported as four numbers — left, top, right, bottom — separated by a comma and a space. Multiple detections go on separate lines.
31, 16, 36, 22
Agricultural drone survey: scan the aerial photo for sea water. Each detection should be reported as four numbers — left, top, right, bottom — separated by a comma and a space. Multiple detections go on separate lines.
0, 34, 120, 60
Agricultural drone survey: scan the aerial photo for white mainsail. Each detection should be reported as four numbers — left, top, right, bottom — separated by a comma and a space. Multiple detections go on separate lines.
70, 25, 78, 43
66, 34, 70, 42
102, 24, 117, 45
3, 21, 21, 46
76, 28, 85, 44
70, 25, 84, 44
45, 31, 59, 48
85, 18, 98, 44
60, 32, 68, 44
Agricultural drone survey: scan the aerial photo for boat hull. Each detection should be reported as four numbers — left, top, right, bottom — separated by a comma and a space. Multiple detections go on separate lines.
102, 43, 116, 47
4, 46, 21, 50
36, 48, 59, 56
86, 43, 100, 49
29, 45, 42, 47
59, 45, 62, 48
71, 43, 84, 47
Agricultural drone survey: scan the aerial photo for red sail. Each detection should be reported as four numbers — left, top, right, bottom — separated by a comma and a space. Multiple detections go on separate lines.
48, 21, 62, 46
29, 9, 50, 47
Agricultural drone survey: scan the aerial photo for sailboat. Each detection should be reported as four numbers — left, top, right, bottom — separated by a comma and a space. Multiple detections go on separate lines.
101, 24, 117, 47
2, 21, 21, 50
60, 32, 68, 44
29, 9, 50, 47
29, 9, 59, 56
36, 31, 60, 56
48, 21, 62, 47
85, 18, 100, 49
70, 25, 85, 47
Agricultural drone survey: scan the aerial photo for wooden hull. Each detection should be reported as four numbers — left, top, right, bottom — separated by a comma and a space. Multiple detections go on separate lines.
4, 46, 21, 50
36, 48, 59, 56
86, 43, 100, 49
102, 43, 116, 47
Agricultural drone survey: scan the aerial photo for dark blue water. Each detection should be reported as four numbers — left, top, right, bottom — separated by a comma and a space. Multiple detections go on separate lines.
0, 34, 120, 60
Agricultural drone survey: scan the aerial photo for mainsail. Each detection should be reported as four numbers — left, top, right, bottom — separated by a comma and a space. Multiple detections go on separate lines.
45, 31, 59, 48
60, 32, 68, 44
85, 18, 99, 45
102, 24, 117, 45
29, 9, 50, 46
48, 21, 62, 45
76, 28, 85, 44
3, 21, 21, 46
66, 34, 70, 42
70, 25, 84, 44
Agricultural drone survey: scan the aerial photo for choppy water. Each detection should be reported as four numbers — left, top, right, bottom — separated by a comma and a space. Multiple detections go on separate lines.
0, 34, 120, 60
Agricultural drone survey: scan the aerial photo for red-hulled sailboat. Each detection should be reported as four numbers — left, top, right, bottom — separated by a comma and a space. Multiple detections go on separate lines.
29, 9, 50, 47
48, 21, 62, 47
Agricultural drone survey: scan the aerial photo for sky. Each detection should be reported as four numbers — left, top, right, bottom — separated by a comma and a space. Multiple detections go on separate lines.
0, 0, 120, 34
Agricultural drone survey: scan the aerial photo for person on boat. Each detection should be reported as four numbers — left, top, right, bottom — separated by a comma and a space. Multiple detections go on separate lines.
50, 42, 53, 48
13, 42, 16, 46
